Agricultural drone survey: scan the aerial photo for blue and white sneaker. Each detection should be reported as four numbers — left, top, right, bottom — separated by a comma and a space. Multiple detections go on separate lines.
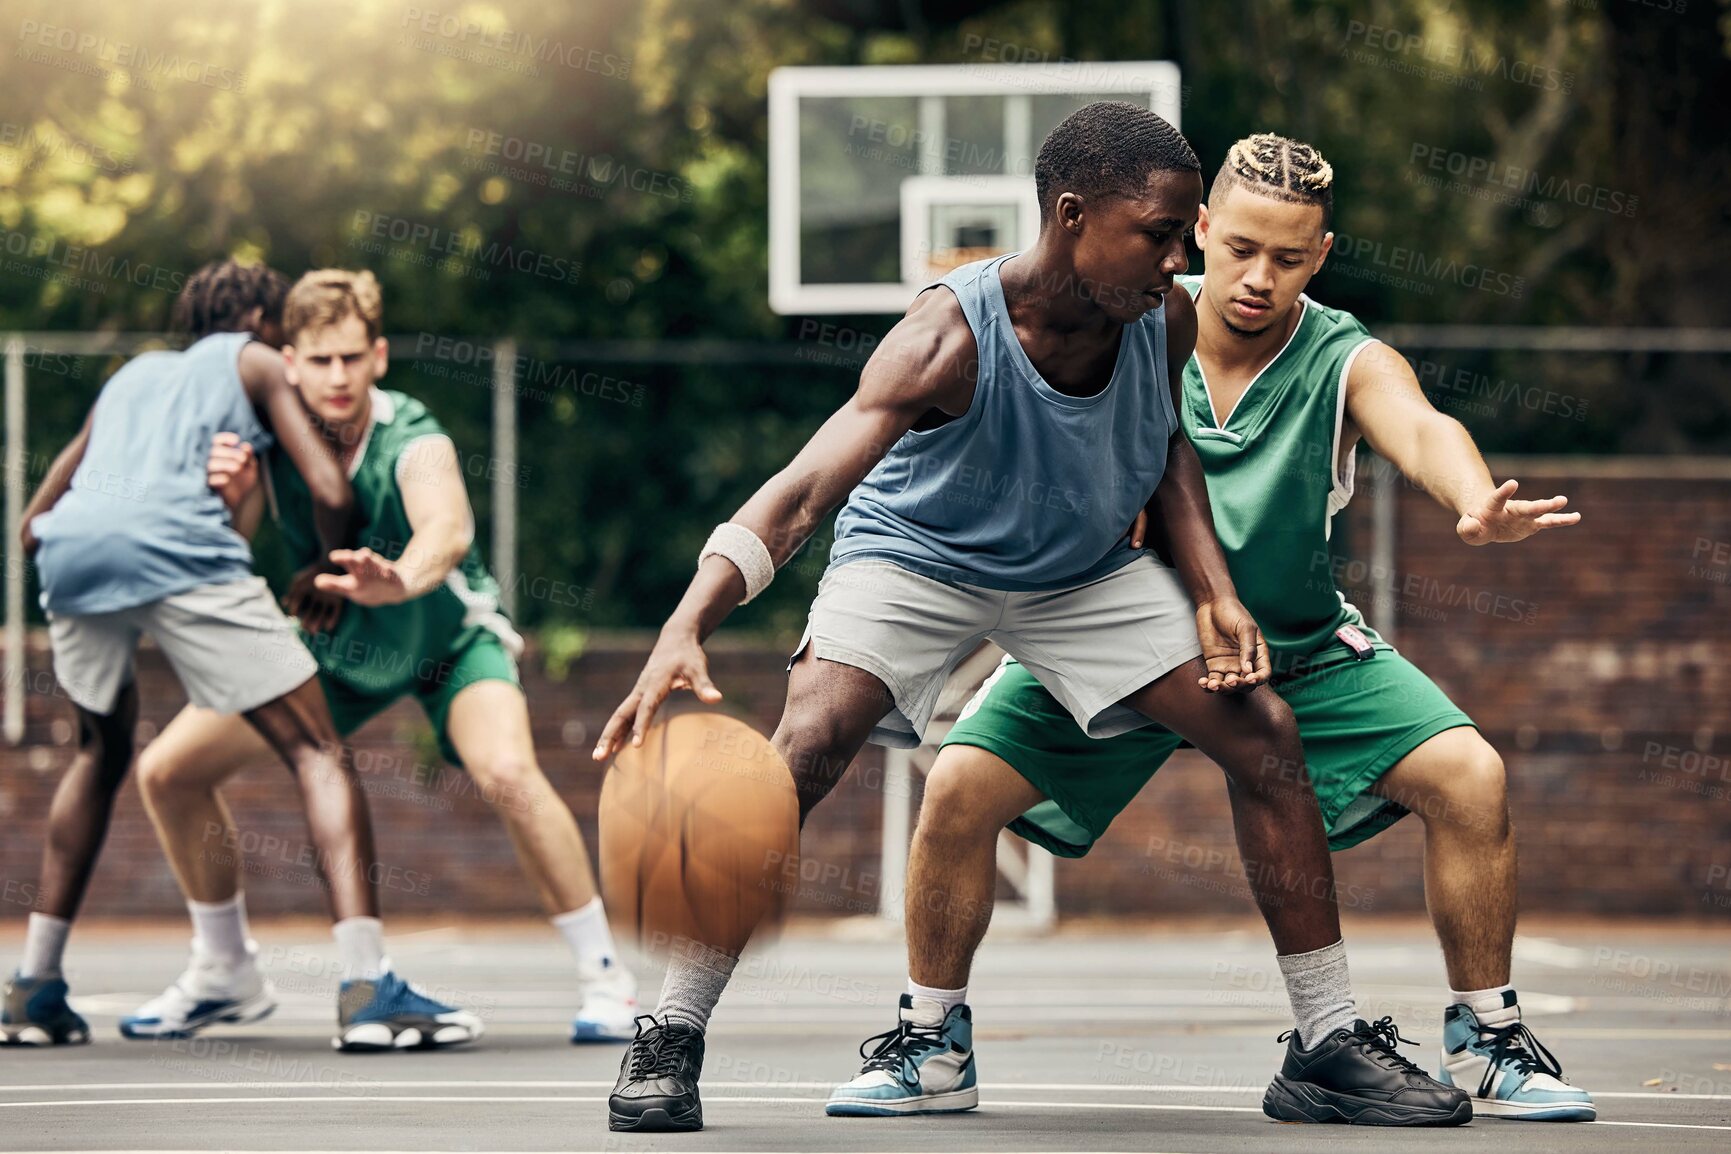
1, 972, 90, 1045
826, 994, 977, 1116
334, 970, 484, 1051
1439, 995, 1595, 1121
571, 962, 639, 1043
120, 943, 276, 1040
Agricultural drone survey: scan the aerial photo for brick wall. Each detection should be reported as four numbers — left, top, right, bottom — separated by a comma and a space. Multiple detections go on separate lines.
2, 459, 1728, 923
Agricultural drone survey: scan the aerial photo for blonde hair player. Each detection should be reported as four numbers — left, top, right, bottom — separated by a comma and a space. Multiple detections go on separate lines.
120, 269, 639, 1049
880, 133, 1592, 1123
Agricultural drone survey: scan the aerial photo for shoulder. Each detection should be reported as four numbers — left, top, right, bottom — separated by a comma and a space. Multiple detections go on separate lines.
862, 284, 978, 403
1295, 289, 1373, 352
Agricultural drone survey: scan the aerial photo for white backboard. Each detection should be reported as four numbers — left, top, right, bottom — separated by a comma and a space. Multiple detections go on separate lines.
768, 61, 1183, 315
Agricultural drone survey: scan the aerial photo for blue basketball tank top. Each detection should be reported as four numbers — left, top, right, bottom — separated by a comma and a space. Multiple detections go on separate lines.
32, 332, 272, 615
829, 253, 1176, 591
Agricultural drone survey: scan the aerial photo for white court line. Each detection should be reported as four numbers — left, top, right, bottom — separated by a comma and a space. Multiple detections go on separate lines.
6, 1092, 1731, 1129
5, 1080, 1731, 1102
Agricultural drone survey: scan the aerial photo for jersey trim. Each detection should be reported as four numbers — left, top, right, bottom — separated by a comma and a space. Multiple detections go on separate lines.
1325, 337, 1377, 539
1193, 296, 1310, 435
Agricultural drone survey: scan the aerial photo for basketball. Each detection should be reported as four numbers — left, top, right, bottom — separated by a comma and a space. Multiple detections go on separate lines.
598, 706, 800, 956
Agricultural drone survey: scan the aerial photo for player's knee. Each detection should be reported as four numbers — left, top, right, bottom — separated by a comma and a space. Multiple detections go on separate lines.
468, 754, 544, 811
136, 742, 188, 800
1426, 741, 1509, 838
916, 762, 1002, 844
772, 704, 856, 796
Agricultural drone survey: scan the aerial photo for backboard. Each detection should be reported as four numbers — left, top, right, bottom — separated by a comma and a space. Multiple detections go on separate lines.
767, 61, 1183, 315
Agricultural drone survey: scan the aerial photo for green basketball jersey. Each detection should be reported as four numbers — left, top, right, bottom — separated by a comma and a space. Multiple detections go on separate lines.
266, 388, 521, 698
1177, 274, 1378, 672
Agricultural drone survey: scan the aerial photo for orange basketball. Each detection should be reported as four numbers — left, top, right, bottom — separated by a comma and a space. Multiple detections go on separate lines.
599, 707, 799, 957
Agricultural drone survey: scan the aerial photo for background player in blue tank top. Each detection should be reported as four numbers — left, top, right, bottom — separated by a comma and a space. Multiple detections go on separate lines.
596, 103, 1466, 1133
2, 263, 475, 1052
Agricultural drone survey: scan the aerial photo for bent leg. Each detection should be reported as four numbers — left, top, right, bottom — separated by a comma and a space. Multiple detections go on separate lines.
137, 705, 274, 903
1370, 727, 1513, 990
242, 677, 379, 922
906, 744, 1044, 989
445, 679, 597, 916
35, 686, 139, 921
1122, 661, 1340, 956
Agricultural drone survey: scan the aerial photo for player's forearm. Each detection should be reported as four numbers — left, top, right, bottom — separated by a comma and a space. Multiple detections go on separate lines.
1153, 437, 1238, 605
231, 485, 265, 541
1398, 414, 1498, 518
392, 523, 469, 601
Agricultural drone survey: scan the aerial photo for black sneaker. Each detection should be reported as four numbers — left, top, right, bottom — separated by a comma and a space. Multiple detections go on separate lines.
608, 1015, 705, 1132
1263, 1016, 1472, 1126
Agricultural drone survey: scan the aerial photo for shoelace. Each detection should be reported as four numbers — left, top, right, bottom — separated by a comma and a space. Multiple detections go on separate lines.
628, 1015, 693, 1080
1474, 1020, 1564, 1098
857, 1018, 948, 1078
1351, 1016, 1427, 1076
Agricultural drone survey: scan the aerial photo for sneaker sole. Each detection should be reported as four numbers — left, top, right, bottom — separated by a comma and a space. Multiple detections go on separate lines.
1473, 1097, 1596, 1122
571, 1020, 636, 1044
119, 994, 277, 1040
0, 1023, 89, 1046
608, 1105, 703, 1132
1263, 1075, 1472, 1127
333, 1022, 481, 1052
826, 1087, 979, 1116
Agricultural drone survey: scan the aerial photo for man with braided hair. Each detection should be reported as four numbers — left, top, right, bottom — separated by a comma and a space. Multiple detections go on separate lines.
2, 260, 452, 1047
876, 133, 1593, 1123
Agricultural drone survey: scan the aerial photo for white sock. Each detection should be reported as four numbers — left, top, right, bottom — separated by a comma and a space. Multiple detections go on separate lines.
1277, 939, 1359, 1047
552, 897, 619, 976
332, 917, 386, 981
188, 893, 251, 965
19, 914, 71, 979
1451, 983, 1519, 1031
908, 978, 967, 1014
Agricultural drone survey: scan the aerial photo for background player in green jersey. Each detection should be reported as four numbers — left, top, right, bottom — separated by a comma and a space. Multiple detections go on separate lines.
885, 135, 1592, 1122
121, 270, 639, 1049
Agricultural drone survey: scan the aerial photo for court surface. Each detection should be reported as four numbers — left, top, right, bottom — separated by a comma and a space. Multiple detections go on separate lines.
5, 916, 1729, 1153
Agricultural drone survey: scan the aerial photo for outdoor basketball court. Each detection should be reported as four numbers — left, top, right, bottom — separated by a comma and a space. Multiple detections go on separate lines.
6, 917, 1728, 1152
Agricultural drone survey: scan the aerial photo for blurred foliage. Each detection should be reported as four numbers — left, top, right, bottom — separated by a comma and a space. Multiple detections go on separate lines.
1, 0, 1727, 632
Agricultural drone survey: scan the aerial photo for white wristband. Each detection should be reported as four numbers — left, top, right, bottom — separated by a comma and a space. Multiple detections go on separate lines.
700, 522, 775, 604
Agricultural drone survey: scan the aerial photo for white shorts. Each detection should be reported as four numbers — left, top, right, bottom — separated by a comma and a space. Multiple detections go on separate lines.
47, 577, 318, 715
792, 555, 1202, 748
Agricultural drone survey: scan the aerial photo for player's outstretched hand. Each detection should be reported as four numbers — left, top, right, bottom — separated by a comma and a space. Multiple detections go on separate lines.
1194, 597, 1270, 695
1457, 478, 1581, 545
207, 432, 258, 513
314, 547, 408, 606
594, 631, 723, 761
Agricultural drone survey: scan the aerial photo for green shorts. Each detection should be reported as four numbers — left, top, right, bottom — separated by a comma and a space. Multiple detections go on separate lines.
944, 636, 1474, 856
317, 625, 521, 767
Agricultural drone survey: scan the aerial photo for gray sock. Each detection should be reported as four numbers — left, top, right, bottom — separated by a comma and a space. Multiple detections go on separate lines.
654, 941, 739, 1032
1277, 939, 1358, 1047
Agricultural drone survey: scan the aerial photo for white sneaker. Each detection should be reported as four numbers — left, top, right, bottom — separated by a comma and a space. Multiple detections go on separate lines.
572, 962, 639, 1043
120, 941, 276, 1040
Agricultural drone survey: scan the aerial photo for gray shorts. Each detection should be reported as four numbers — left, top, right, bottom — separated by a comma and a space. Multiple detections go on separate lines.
792, 555, 1202, 748
47, 577, 317, 715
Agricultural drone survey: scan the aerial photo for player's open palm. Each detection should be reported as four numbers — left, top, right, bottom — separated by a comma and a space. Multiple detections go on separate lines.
314, 547, 408, 606
1195, 597, 1270, 694
207, 432, 257, 513
594, 633, 722, 760
1457, 479, 1580, 545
